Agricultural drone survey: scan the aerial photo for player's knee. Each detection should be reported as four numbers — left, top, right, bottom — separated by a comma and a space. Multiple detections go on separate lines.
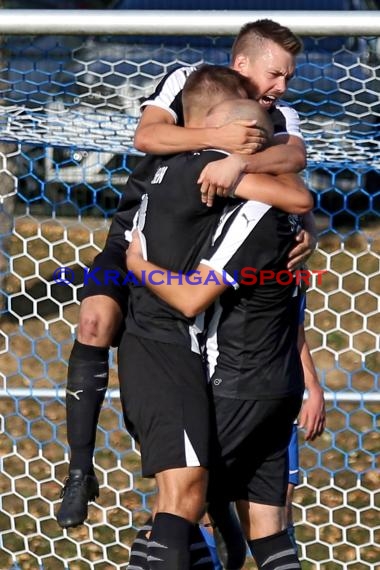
78, 313, 104, 344
156, 468, 207, 522
77, 298, 122, 346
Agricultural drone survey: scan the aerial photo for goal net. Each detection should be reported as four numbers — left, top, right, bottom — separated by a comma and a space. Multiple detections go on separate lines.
0, 27, 379, 570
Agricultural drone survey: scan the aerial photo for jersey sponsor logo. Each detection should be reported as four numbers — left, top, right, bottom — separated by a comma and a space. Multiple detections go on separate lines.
151, 166, 168, 184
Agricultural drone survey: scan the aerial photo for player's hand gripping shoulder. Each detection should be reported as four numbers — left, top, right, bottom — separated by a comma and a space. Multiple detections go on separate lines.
214, 119, 267, 155
287, 211, 318, 271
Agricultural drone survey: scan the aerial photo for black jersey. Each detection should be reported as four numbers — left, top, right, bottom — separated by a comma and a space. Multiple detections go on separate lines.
105, 153, 165, 250
141, 66, 303, 139
125, 149, 236, 350
200, 202, 304, 400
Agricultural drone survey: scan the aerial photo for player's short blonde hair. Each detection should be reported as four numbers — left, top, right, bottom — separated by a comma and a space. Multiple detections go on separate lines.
231, 19, 303, 63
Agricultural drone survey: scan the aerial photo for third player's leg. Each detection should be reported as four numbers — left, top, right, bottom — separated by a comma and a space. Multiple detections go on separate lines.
77, 295, 123, 346
57, 295, 123, 528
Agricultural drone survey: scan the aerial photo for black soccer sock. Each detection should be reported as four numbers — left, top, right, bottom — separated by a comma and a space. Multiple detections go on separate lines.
248, 529, 301, 570
66, 340, 109, 475
128, 517, 214, 570
208, 501, 247, 569
148, 512, 192, 570
190, 524, 214, 569
128, 518, 152, 570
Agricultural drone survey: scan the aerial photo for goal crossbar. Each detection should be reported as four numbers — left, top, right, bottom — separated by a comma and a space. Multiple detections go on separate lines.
0, 10, 379, 36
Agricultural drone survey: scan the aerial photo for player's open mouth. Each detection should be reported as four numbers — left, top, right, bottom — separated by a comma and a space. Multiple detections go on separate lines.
260, 95, 276, 107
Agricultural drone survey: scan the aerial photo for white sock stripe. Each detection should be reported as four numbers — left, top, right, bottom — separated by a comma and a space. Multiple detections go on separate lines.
276, 562, 301, 570
134, 538, 148, 546
147, 555, 164, 562
148, 540, 168, 549
131, 549, 147, 559
262, 548, 297, 566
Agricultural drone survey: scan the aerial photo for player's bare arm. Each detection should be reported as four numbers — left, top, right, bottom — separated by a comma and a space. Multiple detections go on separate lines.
204, 172, 313, 214
198, 135, 306, 193
246, 134, 306, 173
297, 324, 326, 441
127, 237, 225, 318
134, 106, 266, 155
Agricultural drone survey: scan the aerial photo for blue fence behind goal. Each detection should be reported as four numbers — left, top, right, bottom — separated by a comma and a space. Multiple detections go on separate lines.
0, 31, 379, 570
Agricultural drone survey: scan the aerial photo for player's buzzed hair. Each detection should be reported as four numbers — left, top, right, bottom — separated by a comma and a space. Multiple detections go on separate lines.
182, 64, 252, 124
206, 99, 274, 142
231, 19, 303, 63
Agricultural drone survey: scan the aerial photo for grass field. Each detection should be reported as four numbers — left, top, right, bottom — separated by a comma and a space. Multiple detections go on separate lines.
0, 215, 379, 569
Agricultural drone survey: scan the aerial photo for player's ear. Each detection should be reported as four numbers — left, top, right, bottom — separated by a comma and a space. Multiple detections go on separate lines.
233, 54, 250, 77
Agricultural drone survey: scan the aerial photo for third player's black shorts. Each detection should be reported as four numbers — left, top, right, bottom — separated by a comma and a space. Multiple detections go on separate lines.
118, 333, 211, 478
208, 394, 303, 507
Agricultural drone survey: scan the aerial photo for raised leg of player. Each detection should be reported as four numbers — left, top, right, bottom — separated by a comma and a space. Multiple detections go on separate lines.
56, 295, 123, 529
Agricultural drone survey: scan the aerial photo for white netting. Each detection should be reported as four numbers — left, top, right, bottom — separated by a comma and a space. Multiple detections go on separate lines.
0, 28, 379, 570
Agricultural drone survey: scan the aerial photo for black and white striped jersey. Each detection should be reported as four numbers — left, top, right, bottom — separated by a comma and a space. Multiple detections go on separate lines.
201, 202, 305, 400
124, 148, 235, 352
141, 65, 303, 139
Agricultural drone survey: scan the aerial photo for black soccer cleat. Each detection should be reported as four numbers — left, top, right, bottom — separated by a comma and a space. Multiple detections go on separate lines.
56, 469, 99, 529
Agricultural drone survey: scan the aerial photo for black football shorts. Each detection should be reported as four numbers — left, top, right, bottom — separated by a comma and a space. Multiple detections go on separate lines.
208, 394, 303, 507
118, 333, 211, 478
79, 235, 129, 312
